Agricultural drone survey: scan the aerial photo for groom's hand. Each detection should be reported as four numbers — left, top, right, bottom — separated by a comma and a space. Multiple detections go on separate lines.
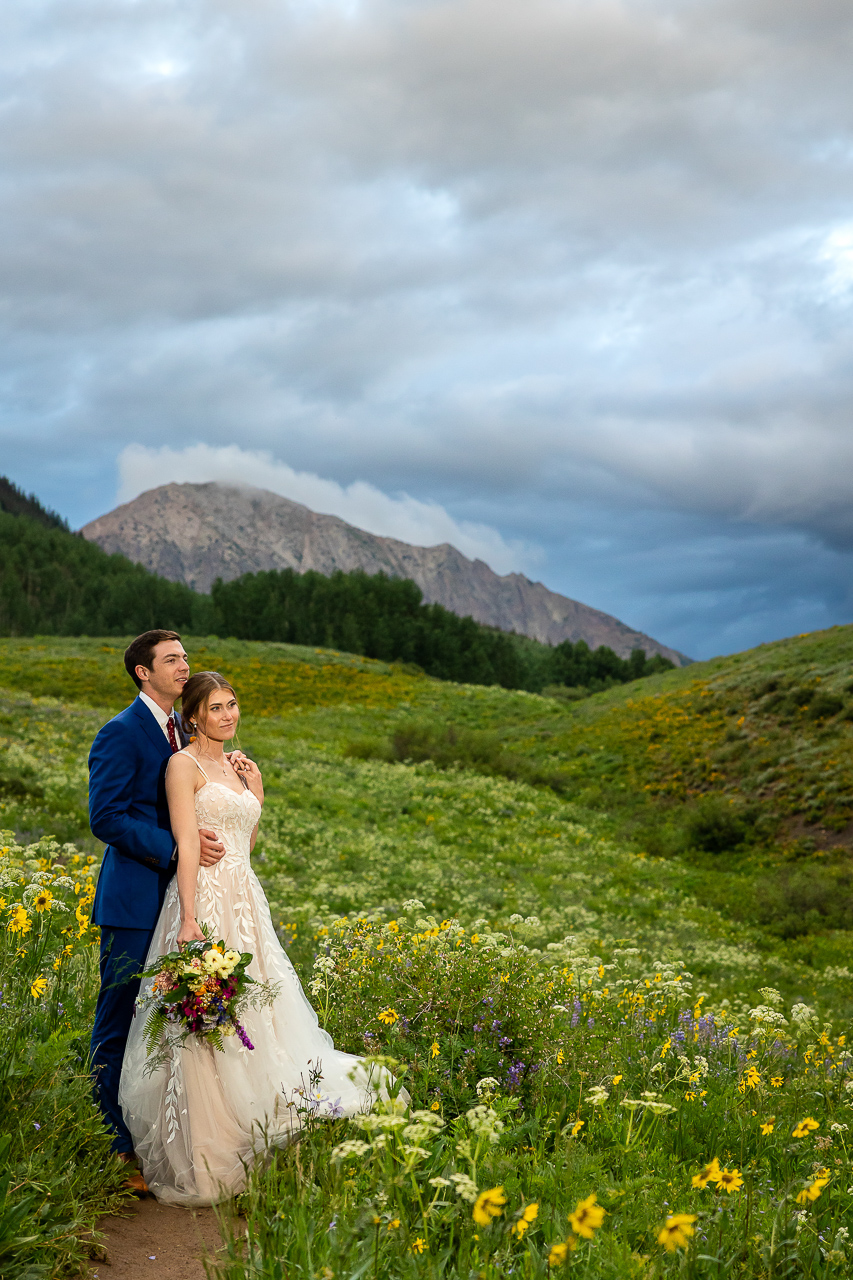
198, 827, 225, 866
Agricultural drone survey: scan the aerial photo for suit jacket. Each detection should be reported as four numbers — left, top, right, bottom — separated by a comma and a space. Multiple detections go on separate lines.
89, 696, 187, 931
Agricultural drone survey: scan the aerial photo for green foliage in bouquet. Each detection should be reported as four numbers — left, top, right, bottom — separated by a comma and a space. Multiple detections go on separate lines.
137, 931, 278, 1073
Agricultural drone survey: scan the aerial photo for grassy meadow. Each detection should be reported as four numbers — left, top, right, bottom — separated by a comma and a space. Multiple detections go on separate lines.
2, 629, 853, 1276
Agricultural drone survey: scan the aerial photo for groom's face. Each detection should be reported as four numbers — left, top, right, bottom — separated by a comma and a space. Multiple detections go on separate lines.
140, 640, 190, 704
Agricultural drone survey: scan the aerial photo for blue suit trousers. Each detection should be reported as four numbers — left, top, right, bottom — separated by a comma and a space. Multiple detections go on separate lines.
90, 926, 155, 1154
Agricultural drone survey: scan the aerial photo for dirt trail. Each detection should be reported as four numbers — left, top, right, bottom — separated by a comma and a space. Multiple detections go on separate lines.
86, 1198, 229, 1280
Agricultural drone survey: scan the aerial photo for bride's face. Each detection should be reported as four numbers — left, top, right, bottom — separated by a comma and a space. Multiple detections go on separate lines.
199, 689, 240, 743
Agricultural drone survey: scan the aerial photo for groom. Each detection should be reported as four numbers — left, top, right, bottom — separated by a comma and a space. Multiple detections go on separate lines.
88, 629, 226, 1192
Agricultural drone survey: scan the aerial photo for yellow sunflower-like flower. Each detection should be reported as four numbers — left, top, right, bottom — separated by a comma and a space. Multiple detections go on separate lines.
796, 1171, 830, 1204
792, 1117, 820, 1138
568, 1193, 605, 1239
30, 975, 49, 999
657, 1213, 697, 1252
691, 1158, 721, 1190
7, 904, 31, 935
33, 888, 53, 913
472, 1186, 507, 1227
377, 1007, 399, 1026
430, 1040, 440, 1058
548, 1242, 569, 1267
411, 1238, 426, 1254
760, 1120, 775, 1135
511, 1203, 539, 1238
717, 1167, 744, 1194
570, 1119, 585, 1137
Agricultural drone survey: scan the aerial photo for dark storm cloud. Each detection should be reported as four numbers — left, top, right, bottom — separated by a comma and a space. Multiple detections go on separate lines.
2, 0, 853, 656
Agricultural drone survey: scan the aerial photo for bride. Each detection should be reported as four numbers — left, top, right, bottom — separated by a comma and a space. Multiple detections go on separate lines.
119, 670, 391, 1206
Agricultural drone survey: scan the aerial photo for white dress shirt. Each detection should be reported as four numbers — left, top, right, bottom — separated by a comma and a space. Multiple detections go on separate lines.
139, 691, 180, 743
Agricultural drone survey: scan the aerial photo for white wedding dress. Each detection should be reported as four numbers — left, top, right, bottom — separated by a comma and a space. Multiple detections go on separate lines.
119, 758, 388, 1206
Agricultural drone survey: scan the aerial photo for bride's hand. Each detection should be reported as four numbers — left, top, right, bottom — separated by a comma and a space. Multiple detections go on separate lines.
177, 918, 206, 947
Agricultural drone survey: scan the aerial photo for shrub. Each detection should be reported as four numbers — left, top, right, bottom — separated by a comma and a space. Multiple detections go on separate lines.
684, 797, 753, 855
755, 862, 853, 938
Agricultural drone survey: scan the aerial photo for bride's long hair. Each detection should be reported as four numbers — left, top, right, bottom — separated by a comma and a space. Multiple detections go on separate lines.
180, 671, 240, 745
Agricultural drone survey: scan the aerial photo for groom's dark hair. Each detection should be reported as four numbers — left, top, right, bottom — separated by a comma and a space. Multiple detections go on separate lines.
124, 630, 183, 689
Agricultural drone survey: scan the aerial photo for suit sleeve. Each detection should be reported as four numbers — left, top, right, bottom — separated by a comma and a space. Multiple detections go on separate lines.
89, 720, 175, 870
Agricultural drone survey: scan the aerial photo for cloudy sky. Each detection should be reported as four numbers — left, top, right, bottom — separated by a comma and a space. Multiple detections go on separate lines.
3, 0, 853, 659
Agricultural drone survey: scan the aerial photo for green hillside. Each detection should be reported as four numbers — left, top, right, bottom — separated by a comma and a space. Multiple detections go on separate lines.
3, 628, 853, 1277
3, 624, 853, 959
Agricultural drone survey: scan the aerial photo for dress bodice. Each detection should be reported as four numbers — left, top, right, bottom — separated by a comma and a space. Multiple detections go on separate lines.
194, 782, 262, 859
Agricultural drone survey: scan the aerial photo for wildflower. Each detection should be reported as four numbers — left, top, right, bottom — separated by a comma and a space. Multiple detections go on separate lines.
386, 1219, 401, 1231
795, 1167, 831, 1204
411, 1238, 426, 1254
473, 1187, 507, 1227
771, 1076, 783, 1088
548, 1241, 569, 1267
430, 1100, 440, 1112
511, 1203, 539, 1238
568, 1193, 605, 1238
33, 888, 53, 913
570, 1119, 585, 1137
7, 905, 31, 935
450, 1173, 479, 1204
657, 1213, 697, 1252
331, 1139, 371, 1161
587, 1086, 609, 1105
377, 1008, 398, 1026
717, 1168, 744, 1194
30, 975, 48, 999
692, 1158, 721, 1189
476, 1077, 499, 1098
430, 1040, 439, 1058
792, 1117, 820, 1138
760, 1120, 775, 1135
612, 1074, 623, 1085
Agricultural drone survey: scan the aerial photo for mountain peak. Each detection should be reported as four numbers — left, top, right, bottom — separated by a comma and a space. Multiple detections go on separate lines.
81, 481, 689, 665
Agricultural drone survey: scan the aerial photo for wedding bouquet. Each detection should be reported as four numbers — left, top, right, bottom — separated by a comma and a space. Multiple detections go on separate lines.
137, 930, 278, 1072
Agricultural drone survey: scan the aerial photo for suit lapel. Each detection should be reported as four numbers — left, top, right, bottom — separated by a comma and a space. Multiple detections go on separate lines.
130, 697, 174, 761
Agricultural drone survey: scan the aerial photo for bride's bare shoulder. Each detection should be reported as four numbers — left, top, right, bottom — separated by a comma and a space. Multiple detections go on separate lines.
167, 750, 203, 784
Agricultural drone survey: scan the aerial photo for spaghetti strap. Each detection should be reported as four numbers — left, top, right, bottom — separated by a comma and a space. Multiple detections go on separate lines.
192, 758, 210, 783
179, 749, 210, 783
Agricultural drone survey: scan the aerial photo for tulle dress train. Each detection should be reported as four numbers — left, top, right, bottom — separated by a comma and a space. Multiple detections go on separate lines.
119, 758, 387, 1206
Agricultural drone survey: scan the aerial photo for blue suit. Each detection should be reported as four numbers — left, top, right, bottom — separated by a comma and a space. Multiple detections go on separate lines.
89, 696, 185, 1153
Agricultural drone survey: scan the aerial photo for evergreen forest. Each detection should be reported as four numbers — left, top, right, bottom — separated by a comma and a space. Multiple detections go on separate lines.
0, 482, 674, 694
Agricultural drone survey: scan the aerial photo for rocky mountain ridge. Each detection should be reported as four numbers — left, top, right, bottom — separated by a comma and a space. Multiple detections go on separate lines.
81, 482, 689, 664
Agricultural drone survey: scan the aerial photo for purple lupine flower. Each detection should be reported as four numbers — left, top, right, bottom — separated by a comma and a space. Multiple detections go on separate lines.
235, 1021, 254, 1050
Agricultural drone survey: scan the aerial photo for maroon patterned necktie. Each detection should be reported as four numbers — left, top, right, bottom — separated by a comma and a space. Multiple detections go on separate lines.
166, 715, 179, 753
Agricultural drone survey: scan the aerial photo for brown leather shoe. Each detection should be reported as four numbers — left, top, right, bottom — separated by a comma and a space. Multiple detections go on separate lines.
123, 1170, 150, 1196
116, 1152, 150, 1197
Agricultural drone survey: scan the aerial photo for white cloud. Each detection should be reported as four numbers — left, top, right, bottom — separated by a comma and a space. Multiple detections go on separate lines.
116, 442, 539, 575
